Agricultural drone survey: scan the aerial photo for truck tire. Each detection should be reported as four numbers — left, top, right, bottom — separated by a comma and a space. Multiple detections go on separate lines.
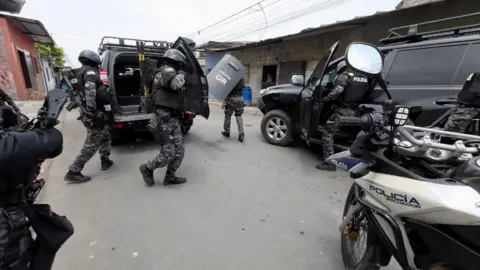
261, 109, 292, 146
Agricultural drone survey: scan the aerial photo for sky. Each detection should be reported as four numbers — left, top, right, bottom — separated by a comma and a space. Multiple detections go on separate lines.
19, 0, 400, 67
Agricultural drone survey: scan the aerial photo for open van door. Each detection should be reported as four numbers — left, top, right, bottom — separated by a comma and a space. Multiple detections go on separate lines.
172, 37, 210, 119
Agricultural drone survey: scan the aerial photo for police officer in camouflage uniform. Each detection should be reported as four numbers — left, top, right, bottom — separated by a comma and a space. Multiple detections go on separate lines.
64, 50, 114, 183
139, 49, 188, 186
221, 78, 245, 142
443, 72, 480, 133
316, 61, 370, 171
0, 88, 21, 128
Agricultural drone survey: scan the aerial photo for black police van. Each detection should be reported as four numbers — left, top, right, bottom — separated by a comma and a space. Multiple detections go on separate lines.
98, 36, 209, 143
258, 14, 480, 148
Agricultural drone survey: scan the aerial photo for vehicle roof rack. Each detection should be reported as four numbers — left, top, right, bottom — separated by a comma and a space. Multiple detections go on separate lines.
98, 36, 172, 55
380, 12, 480, 45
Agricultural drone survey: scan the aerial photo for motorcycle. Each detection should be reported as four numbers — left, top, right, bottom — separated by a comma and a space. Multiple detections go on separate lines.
328, 42, 480, 270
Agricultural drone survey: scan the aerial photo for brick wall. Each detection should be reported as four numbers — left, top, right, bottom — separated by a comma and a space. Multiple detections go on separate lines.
0, 19, 17, 98
0, 17, 44, 100
230, 0, 479, 104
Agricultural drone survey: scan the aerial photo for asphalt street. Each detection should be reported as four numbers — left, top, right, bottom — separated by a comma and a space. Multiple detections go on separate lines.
41, 105, 400, 270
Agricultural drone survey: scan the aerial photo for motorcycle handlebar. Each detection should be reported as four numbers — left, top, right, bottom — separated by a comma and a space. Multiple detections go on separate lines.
397, 126, 479, 154
334, 114, 374, 131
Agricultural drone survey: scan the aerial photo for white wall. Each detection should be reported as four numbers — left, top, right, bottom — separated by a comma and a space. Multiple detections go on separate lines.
41, 58, 56, 91
248, 66, 263, 105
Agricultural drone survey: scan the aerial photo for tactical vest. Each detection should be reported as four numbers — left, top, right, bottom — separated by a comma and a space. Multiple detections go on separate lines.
457, 72, 480, 108
72, 66, 111, 109
152, 68, 184, 111
342, 71, 369, 104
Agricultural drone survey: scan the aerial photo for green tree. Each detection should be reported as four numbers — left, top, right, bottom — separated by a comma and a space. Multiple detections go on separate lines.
35, 43, 65, 67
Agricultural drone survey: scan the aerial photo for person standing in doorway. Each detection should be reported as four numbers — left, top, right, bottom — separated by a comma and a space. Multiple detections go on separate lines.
262, 73, 275, 89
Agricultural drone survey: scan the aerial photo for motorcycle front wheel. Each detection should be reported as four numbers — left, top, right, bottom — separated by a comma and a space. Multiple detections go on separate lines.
341, 185, 381, 270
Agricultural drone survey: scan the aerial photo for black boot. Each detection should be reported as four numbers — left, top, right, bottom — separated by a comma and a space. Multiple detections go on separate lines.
101, 158, 114, 171
238, 133, 244, 142
221, 131, 230, 137
315, 161, 337, 171
64, 171, 91, 183
164, 171, 187, 186
139, 164, 155, 187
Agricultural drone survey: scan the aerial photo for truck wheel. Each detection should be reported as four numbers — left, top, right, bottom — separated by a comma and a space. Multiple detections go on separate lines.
261, 109, 292, 146
181, 125, 191, 135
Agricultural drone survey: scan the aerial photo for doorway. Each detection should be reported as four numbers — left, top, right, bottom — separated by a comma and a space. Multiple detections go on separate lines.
262, 65, 277, 89
17, 50, 32, 89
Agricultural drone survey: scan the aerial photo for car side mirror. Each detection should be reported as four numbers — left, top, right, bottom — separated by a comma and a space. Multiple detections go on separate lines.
392, 106, 409, 126
291, 74, 305, 86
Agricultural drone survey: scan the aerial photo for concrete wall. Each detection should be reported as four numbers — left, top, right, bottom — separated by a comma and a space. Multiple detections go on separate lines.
229, 0, 480, 104
0, 17, 44, 100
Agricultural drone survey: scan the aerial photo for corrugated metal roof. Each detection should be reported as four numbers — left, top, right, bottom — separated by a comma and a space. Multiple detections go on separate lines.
215, 0, 446, 52
197, 41, 250, 51
0, 13, 54, 44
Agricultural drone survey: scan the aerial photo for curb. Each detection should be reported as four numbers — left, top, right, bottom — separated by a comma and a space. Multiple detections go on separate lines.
36, 110, 68, 202
208, 101, 262, 116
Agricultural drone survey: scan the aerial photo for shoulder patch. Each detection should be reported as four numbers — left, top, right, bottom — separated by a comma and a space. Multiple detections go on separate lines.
347, 72, 354, 77
86, 70, 97, 76
164, 67, 175, 73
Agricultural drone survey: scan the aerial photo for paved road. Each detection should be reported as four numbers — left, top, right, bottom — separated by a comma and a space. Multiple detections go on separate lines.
42, 105, 400, 270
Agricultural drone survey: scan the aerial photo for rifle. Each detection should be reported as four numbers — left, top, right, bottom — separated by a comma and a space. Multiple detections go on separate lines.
136, 41, 157, 113
62, 70, 87, 120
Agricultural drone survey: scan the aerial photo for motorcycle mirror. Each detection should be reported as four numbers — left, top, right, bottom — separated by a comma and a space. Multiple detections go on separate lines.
391, 106, 410, 126
345, 42, 392, 100
345, 42, 383, 76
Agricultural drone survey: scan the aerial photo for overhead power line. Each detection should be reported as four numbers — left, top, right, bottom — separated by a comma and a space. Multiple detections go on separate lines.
224, 0, 352, 41
190, 0, 321, 42
187, 0, 352, 43
185, 0, 270, 38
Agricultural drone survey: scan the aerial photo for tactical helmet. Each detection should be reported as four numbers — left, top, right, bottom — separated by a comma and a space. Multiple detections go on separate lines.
78, 50, 101, 65
163, 49, 186, 65
337, 60, 347, 74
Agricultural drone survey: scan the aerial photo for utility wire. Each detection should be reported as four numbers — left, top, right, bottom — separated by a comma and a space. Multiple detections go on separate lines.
187, 0, 285, 38
223, 0, 353, 42
185, 0, 271, 38
193, 0, 322, 41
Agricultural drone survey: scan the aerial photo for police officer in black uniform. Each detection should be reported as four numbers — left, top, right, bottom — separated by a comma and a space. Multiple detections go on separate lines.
316, 61, 370, 171
139, 49, 188, 186
64, 50, 113, 183
443, 72, 480, 133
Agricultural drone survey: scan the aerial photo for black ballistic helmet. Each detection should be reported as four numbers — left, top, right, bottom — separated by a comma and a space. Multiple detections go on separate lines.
163, 49, 186, 65
337, 60, 347, 74
78, 50, 101, 65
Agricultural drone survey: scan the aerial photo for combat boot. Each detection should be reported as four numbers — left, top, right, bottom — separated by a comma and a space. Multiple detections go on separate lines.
238, 133, 244, 142
64, 171, 91, 183
139, 164, 155, 187
101, 158, 114, 171
221, 131, 230, 137
315, 161, 336, 171
163, 171, 187, 186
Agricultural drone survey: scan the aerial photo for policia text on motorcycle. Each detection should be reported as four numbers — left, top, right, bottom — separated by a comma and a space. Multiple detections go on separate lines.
64, 50, 114, 183
443, 71, 480, 134
139, 48, 190, 186
316, 61, 371, 171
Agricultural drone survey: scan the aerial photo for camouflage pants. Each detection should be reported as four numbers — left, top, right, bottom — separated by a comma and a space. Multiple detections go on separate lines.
443, 105, 480, 133
322, 107, 357, 159
223, 96, 244, 134
147, 108, 185, 173
69, 125, 111, 173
